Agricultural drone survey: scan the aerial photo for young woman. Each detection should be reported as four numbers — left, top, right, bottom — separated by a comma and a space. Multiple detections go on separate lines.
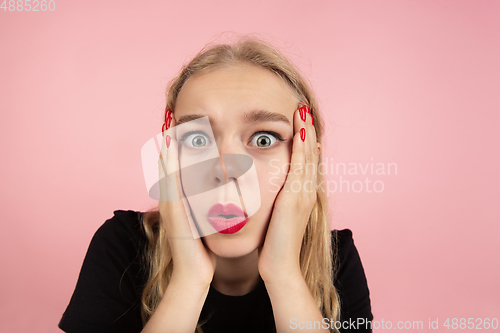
59, 37, 372, 333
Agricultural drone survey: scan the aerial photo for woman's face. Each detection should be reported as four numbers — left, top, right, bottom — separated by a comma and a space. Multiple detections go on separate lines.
174, 63, 300, 258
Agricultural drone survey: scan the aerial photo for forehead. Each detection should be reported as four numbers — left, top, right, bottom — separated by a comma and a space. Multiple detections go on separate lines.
175, 63, 299, 120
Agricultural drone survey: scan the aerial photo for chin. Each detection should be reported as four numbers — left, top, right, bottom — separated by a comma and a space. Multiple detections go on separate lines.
202, 223, 265, 258
206, 242, 257, 258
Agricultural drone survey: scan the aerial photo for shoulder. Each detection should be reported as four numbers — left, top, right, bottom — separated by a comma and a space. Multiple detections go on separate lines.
58, 210, 147, 332
331, 228, 353, 249
81, 210, 148, 281
91, 210, 146, 251
330, 228, 365, 283
82, 209, 148, 276
330, 228, 373, 325
330, 228, 357, 266
95, 210, 144, 238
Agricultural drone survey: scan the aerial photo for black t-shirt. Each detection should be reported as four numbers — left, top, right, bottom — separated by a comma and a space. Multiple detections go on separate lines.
58, 210, 373, 332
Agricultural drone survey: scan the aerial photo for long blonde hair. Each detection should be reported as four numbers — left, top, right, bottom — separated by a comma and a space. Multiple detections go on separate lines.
140, 36, 340, 332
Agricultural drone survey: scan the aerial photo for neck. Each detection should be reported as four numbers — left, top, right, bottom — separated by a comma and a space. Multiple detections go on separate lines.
211, 248, 260, 296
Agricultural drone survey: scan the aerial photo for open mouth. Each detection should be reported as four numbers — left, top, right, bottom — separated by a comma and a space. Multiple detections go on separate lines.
207, 203, 248, 234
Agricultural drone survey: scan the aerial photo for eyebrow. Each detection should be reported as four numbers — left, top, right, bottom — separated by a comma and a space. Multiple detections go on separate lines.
176, 109, 291, 126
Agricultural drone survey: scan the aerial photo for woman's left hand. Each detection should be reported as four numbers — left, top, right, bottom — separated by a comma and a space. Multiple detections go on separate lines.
258, 105, 321, 284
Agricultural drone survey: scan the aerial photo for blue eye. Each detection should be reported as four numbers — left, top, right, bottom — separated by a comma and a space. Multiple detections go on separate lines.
180, 131, 212, 148
250, 132, 283, 148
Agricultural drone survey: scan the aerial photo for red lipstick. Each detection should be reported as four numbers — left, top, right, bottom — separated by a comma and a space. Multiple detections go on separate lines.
207, 203, 248, 234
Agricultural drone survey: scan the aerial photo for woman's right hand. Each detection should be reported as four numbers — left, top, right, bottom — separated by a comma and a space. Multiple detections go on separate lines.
158, 115, 216, 289
142, 116, 214, 333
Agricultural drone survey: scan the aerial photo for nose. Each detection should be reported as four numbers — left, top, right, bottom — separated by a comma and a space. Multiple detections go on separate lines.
212, 153, 253, 185
177, 137, 254, 197
212, 138, 252, 185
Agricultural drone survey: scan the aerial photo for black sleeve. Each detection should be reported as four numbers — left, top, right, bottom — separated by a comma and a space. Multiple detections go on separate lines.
333, 229, 373, 332
58, 210, 147, 333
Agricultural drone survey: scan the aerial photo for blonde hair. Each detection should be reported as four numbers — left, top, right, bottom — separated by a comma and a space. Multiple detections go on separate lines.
140, 36, 340, 332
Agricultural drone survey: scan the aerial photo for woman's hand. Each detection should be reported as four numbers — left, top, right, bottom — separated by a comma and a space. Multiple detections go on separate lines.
258, 105, 321, 284
158, 115, 217, 289
257, 106, 328, 332
143, 115, 215, 333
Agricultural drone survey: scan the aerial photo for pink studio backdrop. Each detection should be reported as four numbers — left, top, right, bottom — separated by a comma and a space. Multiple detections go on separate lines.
1, 0, 499, 332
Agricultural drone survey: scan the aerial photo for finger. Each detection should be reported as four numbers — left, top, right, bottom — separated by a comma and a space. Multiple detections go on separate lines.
302, 106, 320, 182
283, 107, 306, 190
159, 116, 181, 202
158, 115, 199, 239
284, 105, 321, 201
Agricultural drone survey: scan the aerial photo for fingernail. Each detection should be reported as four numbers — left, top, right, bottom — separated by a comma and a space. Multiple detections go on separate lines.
166, 116, 172, 129
304, 106, 313, 125
300, 128, 306, 142
166, 135, 171, 148
161, 123, 166, 136
164, 109, 171, 126
299, 107, 306, 122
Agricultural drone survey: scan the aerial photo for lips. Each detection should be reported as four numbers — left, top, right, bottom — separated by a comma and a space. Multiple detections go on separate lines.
207, 203, 248, 234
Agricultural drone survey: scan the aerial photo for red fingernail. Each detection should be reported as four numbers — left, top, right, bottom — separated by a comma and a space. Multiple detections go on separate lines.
299, 106, 306, 122
164, 109, 171, 124
166, 116, 171, 129
166, 135, 171, 148
304, 106, 313, 125
161, 123, 166, 136
300, 128, 306, 142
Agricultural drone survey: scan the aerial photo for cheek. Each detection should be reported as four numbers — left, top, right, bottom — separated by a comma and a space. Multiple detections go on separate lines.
255, 154, 290, 202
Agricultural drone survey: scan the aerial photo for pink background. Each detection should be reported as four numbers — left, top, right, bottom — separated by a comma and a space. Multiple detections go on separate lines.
1, 0, 499, 332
